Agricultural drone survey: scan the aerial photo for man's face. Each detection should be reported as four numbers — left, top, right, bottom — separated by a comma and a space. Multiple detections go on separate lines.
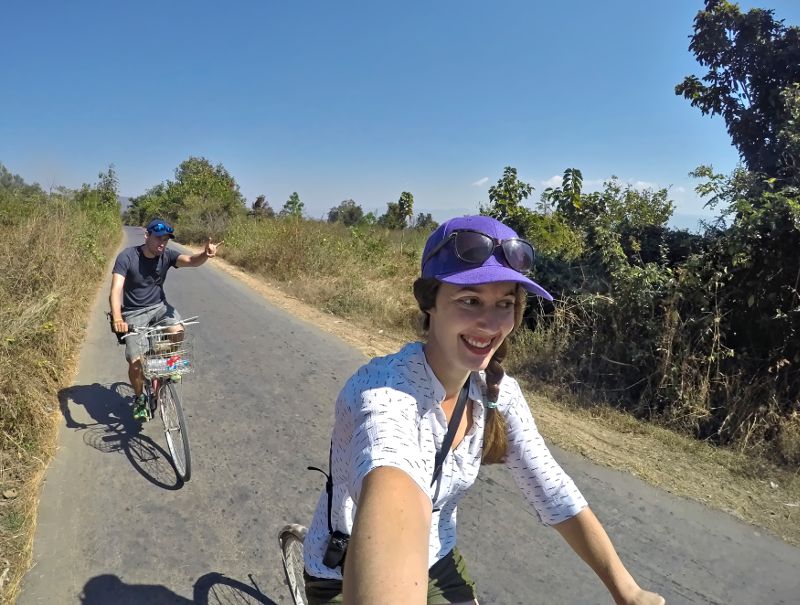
144, 232, 171, 256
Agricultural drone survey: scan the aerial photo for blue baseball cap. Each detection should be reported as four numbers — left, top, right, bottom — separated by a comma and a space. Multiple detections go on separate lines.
145, 218, 175, 239
420, 215, 553, 301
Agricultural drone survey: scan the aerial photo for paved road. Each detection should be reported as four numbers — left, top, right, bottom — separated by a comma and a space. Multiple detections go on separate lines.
20, 227, 800, 604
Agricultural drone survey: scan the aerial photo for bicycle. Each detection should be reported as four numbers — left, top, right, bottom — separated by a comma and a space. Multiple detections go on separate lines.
121, 315, 199, 482
278, 523, 308, 605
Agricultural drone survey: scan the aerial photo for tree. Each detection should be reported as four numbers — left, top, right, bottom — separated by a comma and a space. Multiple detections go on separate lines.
125, 156, 245, 226
96, 165, 119, 208
328, 199, 364, 226
280, 192, 304, 218
250, 195, 275, 218
398, 191, 414, 224
541, 168, 583, 219
480, 166, 536, 237
377, 192, 414, 229
412, 212, 438, 231
483, 167, 533, 218
675, 0, 800, 184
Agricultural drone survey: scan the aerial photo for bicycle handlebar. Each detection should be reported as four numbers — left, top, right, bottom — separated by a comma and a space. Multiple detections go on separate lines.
120, 316, 200, 340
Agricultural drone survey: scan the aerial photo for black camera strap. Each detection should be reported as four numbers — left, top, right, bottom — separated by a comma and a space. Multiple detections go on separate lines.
308, 449, 335, 534
431, 380, 470, 487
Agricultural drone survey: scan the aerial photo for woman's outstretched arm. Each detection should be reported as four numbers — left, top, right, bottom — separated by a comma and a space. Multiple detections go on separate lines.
343, 466, 432, 605
553, 507, 665, 605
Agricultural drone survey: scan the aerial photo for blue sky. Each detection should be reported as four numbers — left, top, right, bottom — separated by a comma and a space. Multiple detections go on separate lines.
2, 1, 799, 230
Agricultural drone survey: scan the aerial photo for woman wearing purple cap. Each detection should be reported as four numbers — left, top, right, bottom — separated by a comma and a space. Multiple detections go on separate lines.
302, 216, 665, 604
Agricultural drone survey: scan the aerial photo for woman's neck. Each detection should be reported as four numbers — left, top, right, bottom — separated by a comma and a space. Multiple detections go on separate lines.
422, 343, 469, 399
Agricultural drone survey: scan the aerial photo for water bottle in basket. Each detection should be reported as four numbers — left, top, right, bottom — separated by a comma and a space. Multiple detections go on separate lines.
146, 357, 169, 373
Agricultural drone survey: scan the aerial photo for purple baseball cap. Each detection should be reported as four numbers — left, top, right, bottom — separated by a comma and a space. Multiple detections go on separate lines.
421, 215, 553, 301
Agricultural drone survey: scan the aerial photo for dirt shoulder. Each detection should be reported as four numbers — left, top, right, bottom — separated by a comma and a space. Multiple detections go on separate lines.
193, 247, 800, 548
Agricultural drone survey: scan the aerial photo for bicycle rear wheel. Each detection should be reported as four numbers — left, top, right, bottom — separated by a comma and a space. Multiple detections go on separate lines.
279, 524, 308, 605
158, 381, 192, 481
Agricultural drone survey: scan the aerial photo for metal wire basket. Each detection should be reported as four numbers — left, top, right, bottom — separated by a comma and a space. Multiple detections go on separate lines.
140, 330, 194, 378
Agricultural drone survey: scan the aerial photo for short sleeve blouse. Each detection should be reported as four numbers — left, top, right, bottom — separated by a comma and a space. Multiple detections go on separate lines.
303, 342, 587, 579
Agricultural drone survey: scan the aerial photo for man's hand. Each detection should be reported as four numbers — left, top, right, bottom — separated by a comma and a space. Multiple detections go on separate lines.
205, 238, 224, 258
112, 318, 129, 334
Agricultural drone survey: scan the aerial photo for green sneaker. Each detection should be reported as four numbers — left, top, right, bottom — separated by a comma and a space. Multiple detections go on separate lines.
133, 394, 150, 422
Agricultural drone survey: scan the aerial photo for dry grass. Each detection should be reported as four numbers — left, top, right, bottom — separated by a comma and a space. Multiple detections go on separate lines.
216, 218, 425, 334
519, 384, 800, 545
0, 201, 119, 604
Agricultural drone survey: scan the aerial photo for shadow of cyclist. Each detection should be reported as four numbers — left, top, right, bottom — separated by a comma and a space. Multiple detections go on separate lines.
79, 574, 193, 604
59, 381, 184, 490
79, 573, 278, 604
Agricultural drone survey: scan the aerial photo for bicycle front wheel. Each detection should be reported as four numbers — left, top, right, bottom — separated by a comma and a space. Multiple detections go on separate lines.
279, 524, 308, 605
158, 381, 192, 482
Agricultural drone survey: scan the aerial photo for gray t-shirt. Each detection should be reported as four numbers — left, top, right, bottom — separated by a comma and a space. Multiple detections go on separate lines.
112, 245, 181, 311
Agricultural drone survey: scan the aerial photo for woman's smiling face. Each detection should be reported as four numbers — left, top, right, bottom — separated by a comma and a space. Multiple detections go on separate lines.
426, 281, 518, 376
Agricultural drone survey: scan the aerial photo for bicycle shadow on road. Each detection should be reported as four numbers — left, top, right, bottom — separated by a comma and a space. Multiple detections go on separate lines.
59, 381, 185, 490
78, 573, 278, 604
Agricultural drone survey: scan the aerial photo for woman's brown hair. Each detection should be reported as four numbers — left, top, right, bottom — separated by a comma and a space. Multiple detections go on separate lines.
412, 277, 526, 464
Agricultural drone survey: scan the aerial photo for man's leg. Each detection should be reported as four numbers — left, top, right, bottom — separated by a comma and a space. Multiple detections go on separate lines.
128, 357, 151, 420
123, 306, 158, 421
129, 358, 144, 397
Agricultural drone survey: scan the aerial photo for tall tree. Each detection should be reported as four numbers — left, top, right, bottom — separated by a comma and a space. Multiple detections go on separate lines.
480, 166, 536, 236
280, 192, 304, 218
378, 192, 415, 229
675, 0, 800, 183
97, 164, 119, 208
398, 191, 414, 225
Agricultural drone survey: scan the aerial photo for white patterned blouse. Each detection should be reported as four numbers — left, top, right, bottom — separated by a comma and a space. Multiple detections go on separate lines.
303, 341, 588, 580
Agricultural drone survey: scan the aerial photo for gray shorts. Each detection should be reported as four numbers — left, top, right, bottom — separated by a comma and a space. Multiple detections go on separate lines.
303, 548, 477, 605
122, 302, 182, 362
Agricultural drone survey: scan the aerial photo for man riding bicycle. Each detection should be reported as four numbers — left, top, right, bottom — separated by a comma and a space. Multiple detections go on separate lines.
109, 218, 222, 421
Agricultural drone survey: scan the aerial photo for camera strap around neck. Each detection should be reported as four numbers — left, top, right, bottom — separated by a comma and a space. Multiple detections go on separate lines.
431, 380, 470, 487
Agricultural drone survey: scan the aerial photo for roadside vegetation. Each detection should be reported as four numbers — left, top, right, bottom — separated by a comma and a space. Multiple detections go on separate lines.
0, 165, 120, 603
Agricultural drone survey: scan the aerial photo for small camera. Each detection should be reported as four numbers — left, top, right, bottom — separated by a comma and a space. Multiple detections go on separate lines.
322, 530, 350, 569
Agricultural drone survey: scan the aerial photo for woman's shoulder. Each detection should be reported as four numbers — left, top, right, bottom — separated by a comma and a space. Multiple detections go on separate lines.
345, 342, 425, 386
339, 342, 435, 412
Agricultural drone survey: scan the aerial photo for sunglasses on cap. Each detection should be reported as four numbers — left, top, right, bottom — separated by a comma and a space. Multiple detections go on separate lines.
148, 223, 174, 235
422, 229, 535, 273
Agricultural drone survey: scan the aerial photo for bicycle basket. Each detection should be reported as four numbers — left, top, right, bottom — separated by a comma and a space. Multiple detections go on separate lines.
140, 330, 194, 378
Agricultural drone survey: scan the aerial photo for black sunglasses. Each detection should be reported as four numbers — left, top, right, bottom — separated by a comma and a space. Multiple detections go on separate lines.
149, 223, 174, 234
422, 229, 535, 273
